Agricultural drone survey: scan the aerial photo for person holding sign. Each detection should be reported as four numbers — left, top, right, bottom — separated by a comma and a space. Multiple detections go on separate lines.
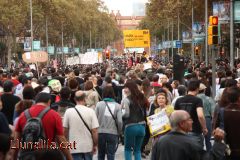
151, 110, 202, 160
148, 89, 174, 140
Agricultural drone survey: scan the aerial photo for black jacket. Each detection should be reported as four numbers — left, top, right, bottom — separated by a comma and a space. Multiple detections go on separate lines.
123, 97, 146, 127
151, 131, 202, 160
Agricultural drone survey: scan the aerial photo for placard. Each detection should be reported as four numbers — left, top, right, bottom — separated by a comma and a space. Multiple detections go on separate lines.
147, 110, 171, 137
192, 22, 205, 37
80, 52, 99, 64
29, 64, 36, 70
22, 51, 48, 63
123, 30, 150, 48
235, 1, 240, 21
182, 31, 192, 43
66, 56, 80, 65
213, 2, 230, 22
33, 41, 41, 51
24, 37, 32, 51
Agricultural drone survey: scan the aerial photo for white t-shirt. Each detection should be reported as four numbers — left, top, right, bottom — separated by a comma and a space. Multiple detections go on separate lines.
63, 105, 99, 153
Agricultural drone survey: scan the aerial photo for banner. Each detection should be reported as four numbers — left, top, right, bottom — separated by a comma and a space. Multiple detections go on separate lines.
48, 46, 55, 55
235, 1, 240, 21
22, 51, 48, 63
66, 56, 80, 66
124, 48, 144, 53
33, 41, 41, 51
80, 52, 99, 64
192, 22, 205, 37
147, 110, 171, 137
65, 52, 103, 65
24, 37, 31, 51
63, 47, 69, 54
56, 47, 62, 54
182, 31, 192, 43
213, 2, 230, 22
74, 48, 80, 53
123, 30, 150, 48
162, 41, 172, 49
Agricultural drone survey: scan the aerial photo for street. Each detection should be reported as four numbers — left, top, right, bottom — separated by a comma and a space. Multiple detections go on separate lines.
93, 145, 151, 160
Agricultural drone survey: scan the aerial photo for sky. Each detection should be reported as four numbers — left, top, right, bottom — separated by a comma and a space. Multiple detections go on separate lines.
103, 0, 148, 16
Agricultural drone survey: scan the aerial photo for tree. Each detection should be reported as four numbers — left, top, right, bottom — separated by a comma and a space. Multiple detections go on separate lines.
0, 0, 121, 66
139, 0, 215, 41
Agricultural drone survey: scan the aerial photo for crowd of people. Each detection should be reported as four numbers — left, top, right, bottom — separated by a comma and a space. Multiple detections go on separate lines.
0, 55, 240, 160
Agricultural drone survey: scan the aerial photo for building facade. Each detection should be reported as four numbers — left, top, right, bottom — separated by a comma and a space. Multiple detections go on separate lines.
110, 10, 144, 55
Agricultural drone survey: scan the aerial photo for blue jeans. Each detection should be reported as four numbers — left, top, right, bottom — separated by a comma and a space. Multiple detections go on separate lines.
205, 117, 212, 151
98, 133, 118, 160
72, 152, 92, 160
124, 124, 145, 160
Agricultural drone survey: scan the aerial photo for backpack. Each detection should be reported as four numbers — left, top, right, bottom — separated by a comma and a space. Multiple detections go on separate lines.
21, 107, 50, 151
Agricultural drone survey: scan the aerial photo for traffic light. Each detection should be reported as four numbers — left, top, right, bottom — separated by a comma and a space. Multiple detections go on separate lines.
208, 16, 218, 45
195, 46, 199, 55
105, 50, 110, 59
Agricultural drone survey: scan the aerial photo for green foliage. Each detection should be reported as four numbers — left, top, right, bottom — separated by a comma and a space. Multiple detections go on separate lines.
0, 0, 121, 49
139, 0, 215, 40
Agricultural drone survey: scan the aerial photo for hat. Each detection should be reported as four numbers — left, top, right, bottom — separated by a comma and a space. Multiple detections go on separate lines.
199, 83, 207, 91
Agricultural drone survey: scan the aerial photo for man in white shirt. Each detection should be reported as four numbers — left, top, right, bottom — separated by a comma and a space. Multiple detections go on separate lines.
63, 91, 99, 160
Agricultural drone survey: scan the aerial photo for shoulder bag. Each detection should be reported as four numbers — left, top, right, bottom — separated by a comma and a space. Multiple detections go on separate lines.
74, 108, 92, 137
104, 101, 120, 151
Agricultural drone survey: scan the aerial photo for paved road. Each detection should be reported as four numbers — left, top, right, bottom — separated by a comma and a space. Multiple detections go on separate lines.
93, 144, 151, 160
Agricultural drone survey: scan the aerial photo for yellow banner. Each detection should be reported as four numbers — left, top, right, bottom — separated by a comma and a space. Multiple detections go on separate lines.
123, 30, 150, 48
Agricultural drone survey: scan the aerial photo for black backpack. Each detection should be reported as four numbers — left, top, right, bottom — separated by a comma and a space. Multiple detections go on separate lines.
21, 107, 50, 152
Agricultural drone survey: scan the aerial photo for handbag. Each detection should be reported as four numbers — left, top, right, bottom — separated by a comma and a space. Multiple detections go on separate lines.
104, 101, 120, 151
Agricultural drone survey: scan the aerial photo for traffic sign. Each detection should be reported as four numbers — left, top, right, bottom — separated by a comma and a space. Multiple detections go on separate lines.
176, 40, 182, 48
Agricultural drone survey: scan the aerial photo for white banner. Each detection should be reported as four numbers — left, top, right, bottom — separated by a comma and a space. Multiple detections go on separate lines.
66, 53, 102, 65
80, 52, 99, 64
66, 56, 80, 66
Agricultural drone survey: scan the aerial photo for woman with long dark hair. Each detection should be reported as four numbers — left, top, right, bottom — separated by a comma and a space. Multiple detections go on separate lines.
121, 80, 149, 160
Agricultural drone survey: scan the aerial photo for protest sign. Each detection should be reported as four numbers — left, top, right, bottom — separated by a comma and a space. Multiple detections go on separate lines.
80, 52, 99, 64
147, 110, 171, 137
66, 56, 80, 66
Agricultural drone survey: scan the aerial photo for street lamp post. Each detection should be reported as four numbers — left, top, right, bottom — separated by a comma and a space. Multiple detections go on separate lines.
90, 24, 92, 49
230, 0, 234, 70
61, 22, 64, 63
205, 0, 208, 66
30, 0, 33, 51
168, 20, 170, 60
191, 0, 195, 64
177, 0, 180, 53
46, 16, 49, 65
172, 21, 174, 60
